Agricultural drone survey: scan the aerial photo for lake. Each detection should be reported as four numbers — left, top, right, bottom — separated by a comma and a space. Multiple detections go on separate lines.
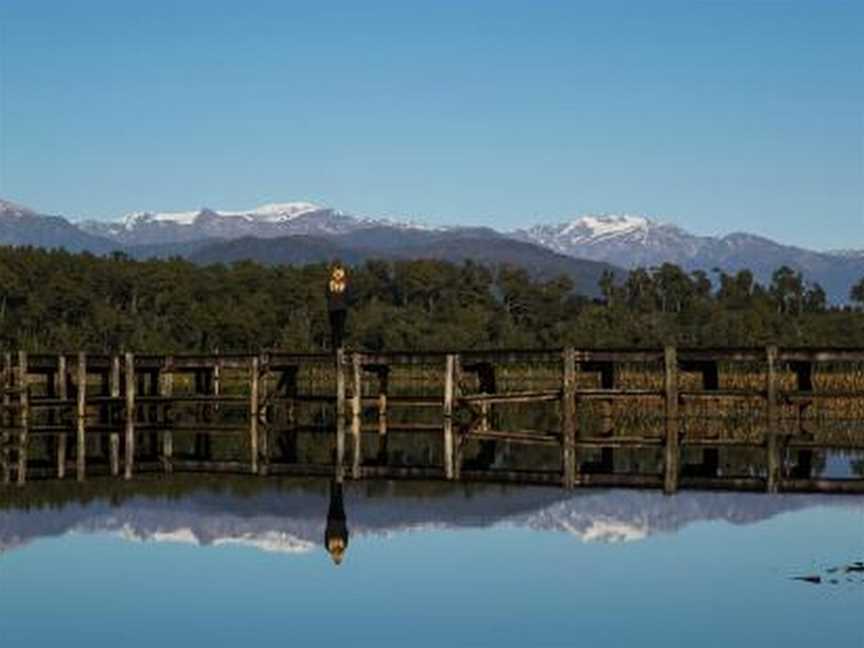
1, 477, 861, 647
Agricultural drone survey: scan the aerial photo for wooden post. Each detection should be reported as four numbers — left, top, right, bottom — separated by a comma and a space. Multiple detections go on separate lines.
378, 368, 388, 439
351, 353, 362, 479
766, 345, 781, 493
335, 349, 346, 482
453, 355, 464, 480
375, 366, 389, 465
108, 356, 120, 476
663, 346, 679, 495
2, 352, 10, 484
478, 363, 494, 433
443, 354, 456, 480
561, 348, 576, 488
124, 352, 135, 480
17, 351, 28, 485
258, 354, 269, 476
76, 352, 88, 481
213, 357, 222, 419
249, 355, 260, 475
160, 358, 173, 473
57, 355, 67, 478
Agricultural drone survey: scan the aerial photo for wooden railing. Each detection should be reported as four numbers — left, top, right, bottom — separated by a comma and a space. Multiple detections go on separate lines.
1, 347, 863, 493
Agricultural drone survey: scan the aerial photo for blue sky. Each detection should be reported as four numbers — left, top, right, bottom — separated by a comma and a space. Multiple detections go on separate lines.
0, 1, 861, 249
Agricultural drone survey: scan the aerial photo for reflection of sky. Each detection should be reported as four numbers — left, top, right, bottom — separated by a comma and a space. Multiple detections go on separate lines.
1, 503, 861, 647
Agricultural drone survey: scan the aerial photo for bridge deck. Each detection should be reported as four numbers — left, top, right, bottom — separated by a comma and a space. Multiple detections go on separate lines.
2, 346, 863, 493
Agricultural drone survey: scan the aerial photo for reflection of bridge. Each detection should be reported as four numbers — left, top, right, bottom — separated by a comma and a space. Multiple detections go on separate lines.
1, 347, 863, 493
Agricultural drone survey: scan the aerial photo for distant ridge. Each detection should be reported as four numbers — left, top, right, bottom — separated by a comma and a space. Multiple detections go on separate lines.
2, 197, 862, 302
514, 214, 864, 303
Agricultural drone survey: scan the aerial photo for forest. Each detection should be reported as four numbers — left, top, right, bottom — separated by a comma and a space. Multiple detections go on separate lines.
1, 246, 862, 353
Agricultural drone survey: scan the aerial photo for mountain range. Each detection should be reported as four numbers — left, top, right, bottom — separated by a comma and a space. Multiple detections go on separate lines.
1, 198, 862, 302
2, 483, 859, 556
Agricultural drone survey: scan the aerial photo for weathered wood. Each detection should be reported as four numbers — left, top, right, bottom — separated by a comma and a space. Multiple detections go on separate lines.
460, 390, 561, 404
160, 357, 173, 473
561, 347, 576, 488
765, 345, 781, 494
443, 354, 456, 479
453, 354, 464, 480
258, 354, 270, 476
470, 430, 561, 445
249, 355, 259, 475
17, 351, 29, 485
75, 352, 87, 481
109, 356, 120, 476
4, 346, 864, 494
574, 388, 662, 398
377, 367, 388, 458
1, 352, 10, 484
362, 396, 441, 407
351, 352, 362, 479
124, 352, 135, 480
378, 367, 390, 437
576, 437, 664, 449
663, 346, 679, 495
213, 359, 222, 397
359, 422, 444, 432
56, 355, 67, 478
335, 349, 346, 482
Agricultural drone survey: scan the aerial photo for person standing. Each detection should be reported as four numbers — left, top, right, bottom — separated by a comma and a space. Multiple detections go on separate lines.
326, 262, 349, 350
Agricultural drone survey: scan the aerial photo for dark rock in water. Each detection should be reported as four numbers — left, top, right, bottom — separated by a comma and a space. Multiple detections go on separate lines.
792, 575, 822, 584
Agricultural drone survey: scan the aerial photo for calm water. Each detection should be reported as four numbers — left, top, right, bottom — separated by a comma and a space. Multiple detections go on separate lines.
0, 478, 861, 648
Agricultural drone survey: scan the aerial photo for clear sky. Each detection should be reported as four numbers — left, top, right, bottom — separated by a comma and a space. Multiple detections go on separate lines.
0, 1, 861, 249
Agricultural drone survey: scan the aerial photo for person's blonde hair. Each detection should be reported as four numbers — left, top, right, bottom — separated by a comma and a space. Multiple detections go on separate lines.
329, 265, 346, 294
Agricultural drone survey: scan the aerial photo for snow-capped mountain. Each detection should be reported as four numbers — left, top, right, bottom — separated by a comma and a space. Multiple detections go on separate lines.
78, 202, 374, 245
513, 214, 706, 267
514, 214, 864, 302
2, 197, 861, 301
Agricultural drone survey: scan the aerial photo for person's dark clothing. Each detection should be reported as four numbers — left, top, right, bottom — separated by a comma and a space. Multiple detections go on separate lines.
329, 309, 346, 350
326, 267, 349, 349
326, 289, 347, 313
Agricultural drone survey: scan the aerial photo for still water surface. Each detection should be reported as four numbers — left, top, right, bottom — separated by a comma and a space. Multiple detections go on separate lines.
1, 479, 861, 647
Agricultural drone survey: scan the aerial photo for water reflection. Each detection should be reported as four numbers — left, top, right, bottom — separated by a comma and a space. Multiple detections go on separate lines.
0, 476, 860, 562
325, 480, 349, 565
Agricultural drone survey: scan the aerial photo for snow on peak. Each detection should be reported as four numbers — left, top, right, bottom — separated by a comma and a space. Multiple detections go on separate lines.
212, 532, 316, 554
364, 214, 447, 232
248, 202, 322, 217
117, 525, 314, 554
121, 210, 200, 229
561, 214, 651, 237
119, 202, 324, 229
0, 199, 37, 217
578, 519, 648, 543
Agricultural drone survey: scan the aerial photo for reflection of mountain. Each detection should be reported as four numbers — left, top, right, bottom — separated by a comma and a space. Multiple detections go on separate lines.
0, 481, 860, 556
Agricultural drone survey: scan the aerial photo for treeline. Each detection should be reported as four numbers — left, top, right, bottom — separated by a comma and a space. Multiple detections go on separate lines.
1, 246, 862, 353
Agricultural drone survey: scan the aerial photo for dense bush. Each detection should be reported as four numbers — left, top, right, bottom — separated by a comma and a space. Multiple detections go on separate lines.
0, 247, 861, 353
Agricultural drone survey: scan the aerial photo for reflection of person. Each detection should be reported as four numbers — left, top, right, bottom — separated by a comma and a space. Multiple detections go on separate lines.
325, 479, 349, 565
326, 263, 348, 350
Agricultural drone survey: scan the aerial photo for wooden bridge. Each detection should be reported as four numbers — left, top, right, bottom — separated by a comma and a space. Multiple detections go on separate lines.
1, 347, 863, 494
